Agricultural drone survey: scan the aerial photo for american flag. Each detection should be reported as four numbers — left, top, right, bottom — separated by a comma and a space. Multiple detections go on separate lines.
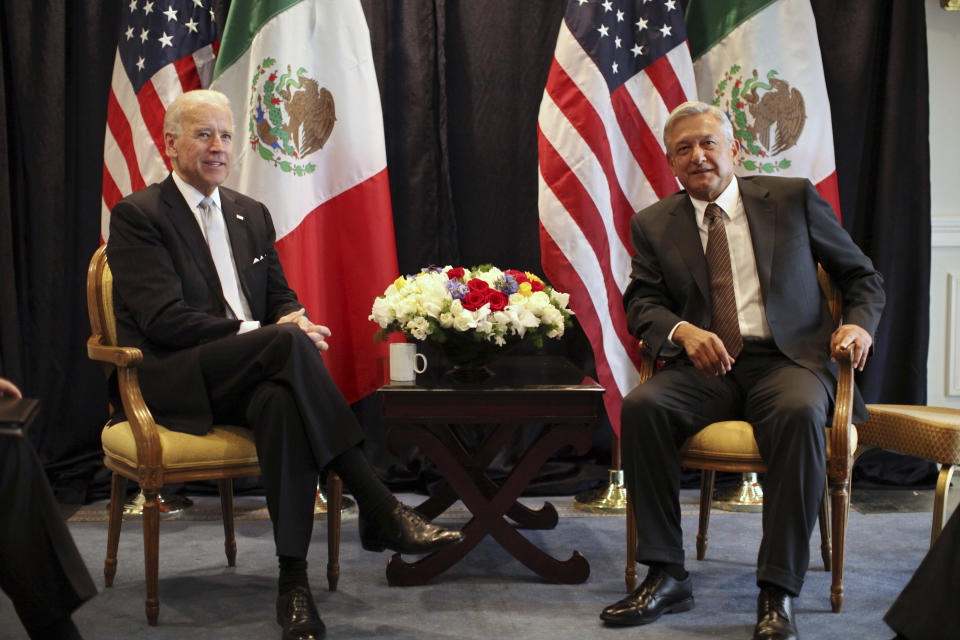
101, 0, 219, 238
537, 0, 696, 435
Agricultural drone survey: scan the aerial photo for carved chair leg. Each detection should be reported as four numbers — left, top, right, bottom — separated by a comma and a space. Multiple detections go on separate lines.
218, 479, 237, 567
818, 480, 832, 570
141, 487, 161, 625
327, 472, 342, 592
105, 473, 127, 587
932, 464, 955, 547
829, 477, 850, 613
696, 470, 715, 561
626, 489, 637, 593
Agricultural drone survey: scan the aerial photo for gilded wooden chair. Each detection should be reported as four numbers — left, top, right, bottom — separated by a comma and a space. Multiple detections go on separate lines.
625, 266, 856, 613
86, 244, 343, 625
856, 405, 960, 546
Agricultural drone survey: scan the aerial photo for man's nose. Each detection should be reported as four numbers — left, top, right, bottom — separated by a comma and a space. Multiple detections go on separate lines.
210, 135, 223, 151
691, 146, 706, 164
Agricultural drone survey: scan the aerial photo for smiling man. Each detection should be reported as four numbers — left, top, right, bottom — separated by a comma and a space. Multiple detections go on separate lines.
599, 102, 885, 640
106, 90, 461, 640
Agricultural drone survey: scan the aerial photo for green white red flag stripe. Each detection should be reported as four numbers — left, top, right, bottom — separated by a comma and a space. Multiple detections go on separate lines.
211, 0, 398, 403
687, 0, 842, 217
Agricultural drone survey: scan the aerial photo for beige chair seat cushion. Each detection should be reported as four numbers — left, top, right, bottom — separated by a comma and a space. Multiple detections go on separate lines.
102, 422, 259, 471
859, 404, 960, 465
679, 420, 856, 464
681, 421, 761, 461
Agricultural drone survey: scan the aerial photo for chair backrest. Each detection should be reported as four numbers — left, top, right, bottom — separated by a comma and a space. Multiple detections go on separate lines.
817, 264, 843, 327
86, 244, 118, 348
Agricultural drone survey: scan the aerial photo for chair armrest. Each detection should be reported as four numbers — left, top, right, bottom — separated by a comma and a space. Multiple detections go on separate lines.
828, 348, 856, 482
87, 337, 164, 475
637, 340, 656, 384
87, 336, 143, 367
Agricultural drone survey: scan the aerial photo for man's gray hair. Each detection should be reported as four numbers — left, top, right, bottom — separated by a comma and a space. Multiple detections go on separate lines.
163, 89, 232, 136
662, 101, 735, 153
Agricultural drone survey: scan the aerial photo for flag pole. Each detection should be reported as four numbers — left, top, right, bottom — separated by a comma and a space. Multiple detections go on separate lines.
573, 432, 628, 513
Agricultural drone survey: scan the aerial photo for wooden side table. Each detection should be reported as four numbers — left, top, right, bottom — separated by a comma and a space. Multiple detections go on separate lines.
378, 355, 604, 586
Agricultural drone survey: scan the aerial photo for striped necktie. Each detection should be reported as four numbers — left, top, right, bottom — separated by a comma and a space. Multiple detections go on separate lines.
704, 203, 743, 358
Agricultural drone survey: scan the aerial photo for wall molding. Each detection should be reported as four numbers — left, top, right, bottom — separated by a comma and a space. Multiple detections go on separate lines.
949, 273, 960, 396
933, 215, 960, 248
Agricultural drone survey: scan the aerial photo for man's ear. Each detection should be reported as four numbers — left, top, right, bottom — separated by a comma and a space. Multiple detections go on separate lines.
164, 132, 177, 160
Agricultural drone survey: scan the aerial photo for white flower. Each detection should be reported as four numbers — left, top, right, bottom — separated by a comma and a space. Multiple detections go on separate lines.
369, 296, 395, 327
438, 312, 455, 329
405, 316, 431, 340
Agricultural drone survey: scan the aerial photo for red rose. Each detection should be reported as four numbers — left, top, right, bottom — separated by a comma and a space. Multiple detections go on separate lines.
446, 267, 465, 280
505, 269, 528, 284
530, 280, 545, 292
486, 289, 508, 311
462, 289, 487, 311
467, 278, 489, 291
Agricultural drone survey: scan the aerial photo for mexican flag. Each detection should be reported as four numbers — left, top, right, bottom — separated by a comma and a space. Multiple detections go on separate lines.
211, 0, 398, 402
685, 0, 842, 218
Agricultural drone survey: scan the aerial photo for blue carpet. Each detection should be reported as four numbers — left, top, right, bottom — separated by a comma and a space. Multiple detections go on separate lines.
0, 491, 929, 639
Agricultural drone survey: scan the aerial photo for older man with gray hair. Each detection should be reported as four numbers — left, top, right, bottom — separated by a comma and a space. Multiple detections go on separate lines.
599, 101, 884, 640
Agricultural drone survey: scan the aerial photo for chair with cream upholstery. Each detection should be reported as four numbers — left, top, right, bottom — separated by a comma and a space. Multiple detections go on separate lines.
86, 244, 343, 625
625, 266, 856, 613
856, 405, 960, 545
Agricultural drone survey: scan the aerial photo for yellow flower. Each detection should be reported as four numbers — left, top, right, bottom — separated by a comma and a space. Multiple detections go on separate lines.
518, 281, 533, 297
525, 272, 544, 284
393, 275, 408, 290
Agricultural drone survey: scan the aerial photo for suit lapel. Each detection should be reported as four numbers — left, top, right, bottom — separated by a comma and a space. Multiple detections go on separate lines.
738, 177, 776, 303
160, 176, 223, 296
668, 195, 710, 300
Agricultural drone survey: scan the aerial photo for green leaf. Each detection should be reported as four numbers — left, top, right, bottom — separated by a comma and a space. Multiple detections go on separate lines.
761, 163, 776, 173
258, 145, 274, 161
777, 159, 791, 169
742, 160, 757, 170
262, 57, 276, 68
730, 64, 741, 74
279, 161, 292, 173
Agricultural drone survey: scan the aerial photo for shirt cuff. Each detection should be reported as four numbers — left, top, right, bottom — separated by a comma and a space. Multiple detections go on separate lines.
237, 320, 261, 335
667, 321, 688, 345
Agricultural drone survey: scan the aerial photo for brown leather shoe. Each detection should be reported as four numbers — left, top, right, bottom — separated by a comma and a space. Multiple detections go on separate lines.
359, 502, 463, 554
277, 586, 325, 640
753, 585, 798, 640
600, 566, 694, 626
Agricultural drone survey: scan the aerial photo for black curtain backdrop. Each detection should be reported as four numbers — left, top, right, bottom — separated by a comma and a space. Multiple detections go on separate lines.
0, 0, 933, 501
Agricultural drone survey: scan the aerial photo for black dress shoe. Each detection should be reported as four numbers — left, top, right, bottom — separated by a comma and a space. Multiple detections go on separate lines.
277, 586, 325, 640
753, 585, 798, 640
599, 566, 694, 626
359, 502, 463, 554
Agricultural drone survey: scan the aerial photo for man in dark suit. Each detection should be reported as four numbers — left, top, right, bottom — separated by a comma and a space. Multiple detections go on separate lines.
107, 90, 461, 640
1, 377, 96, 640
599, 102, 884, 640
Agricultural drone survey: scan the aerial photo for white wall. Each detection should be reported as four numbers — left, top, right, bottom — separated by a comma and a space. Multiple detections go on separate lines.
926, 0, 960, 408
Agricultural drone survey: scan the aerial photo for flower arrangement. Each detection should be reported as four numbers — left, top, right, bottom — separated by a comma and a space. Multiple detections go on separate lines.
369, 265, 574, 370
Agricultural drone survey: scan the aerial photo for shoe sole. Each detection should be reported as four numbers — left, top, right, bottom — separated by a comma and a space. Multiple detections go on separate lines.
600, 597, 695, 626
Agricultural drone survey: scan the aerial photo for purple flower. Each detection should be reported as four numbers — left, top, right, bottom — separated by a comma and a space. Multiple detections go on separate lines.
445, 279, 470, 299
494, 274, 518, 296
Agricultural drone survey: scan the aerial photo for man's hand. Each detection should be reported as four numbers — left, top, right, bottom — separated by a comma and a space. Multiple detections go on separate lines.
672, 322, 735, 376
830, 323, 872, 371
277, 309, 332, 352
0, 377, 22, 398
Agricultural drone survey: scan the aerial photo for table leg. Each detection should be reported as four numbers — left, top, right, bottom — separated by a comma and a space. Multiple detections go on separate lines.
385, 422, 591, 585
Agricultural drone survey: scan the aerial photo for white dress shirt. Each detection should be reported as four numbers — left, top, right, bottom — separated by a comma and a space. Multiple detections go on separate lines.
170, 172, 260, 334
669, 176, 772, 345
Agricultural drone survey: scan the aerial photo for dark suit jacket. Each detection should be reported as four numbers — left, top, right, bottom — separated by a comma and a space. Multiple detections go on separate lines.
623, 176, 885, 422
107, 174, 303, 434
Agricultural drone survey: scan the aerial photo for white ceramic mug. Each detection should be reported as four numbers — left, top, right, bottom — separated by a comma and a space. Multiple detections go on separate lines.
389, 343, 427, 381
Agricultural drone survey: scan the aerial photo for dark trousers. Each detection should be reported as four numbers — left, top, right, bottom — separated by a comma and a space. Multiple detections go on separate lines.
196, 323, 364, 558
0, 435, 96, 636
621, 340, 829, 596
885, 505, 960, 640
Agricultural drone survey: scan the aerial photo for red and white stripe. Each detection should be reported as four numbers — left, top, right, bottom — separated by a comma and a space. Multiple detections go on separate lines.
538, 21, 696, 435
101, 42, 218, 239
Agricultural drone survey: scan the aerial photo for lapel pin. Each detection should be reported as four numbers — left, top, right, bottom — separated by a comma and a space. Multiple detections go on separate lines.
236, 214, 245, 221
